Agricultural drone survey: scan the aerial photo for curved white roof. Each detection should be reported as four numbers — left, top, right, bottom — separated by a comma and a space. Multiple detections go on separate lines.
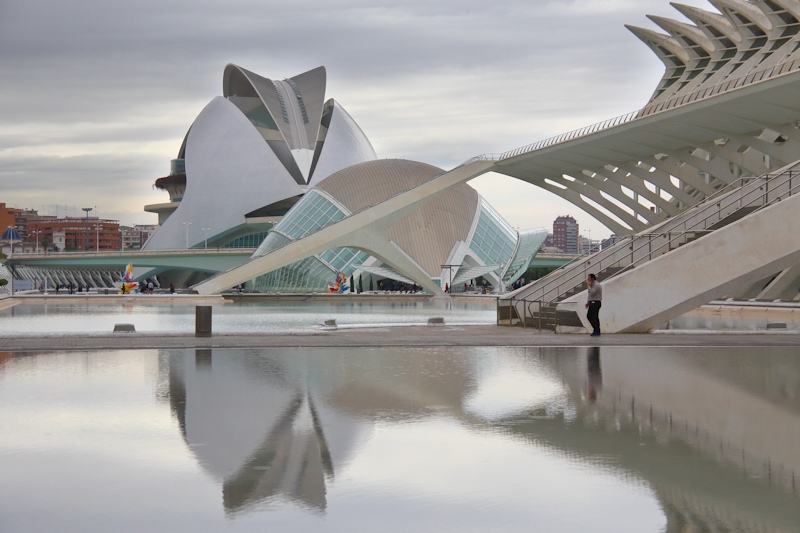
145, 65, 376, 252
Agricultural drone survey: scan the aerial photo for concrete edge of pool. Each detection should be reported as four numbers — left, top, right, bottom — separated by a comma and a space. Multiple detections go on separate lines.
2, 325, 800, 351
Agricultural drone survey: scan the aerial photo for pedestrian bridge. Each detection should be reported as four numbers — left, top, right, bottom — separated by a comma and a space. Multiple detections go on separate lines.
2, 245, 575, 292
5, 249, 255, 271
3, 249, 256, 290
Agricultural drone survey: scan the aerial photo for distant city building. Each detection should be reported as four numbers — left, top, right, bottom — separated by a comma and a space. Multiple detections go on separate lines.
578, 236, 599, 254
0, 203, 21, 234
601, 234, 621, 250
121, 225, 159, 250
26, 217, 121, 252
553, 216, 579, 254
0, 203, 38, 251
540, 246, 562, 254
0, 203, 121, 252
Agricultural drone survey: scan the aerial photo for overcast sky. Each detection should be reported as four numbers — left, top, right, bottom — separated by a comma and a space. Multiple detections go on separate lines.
0, 0, 714, 239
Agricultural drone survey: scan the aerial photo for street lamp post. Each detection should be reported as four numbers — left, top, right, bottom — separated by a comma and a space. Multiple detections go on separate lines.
34, 229, 40, 254
81, 207, 93, 251
6, 225, 14, 294
202, 227, 210, 249
182, 222, 192, 249
441, 264, 459, 294
95, 223, 100, 252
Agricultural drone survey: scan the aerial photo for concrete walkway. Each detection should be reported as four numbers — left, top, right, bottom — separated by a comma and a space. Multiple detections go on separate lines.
3, 325, 800, 351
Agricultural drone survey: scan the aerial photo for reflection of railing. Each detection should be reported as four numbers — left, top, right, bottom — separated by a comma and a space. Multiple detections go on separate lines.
464, 58, 800, 166
499, 165, 800, 322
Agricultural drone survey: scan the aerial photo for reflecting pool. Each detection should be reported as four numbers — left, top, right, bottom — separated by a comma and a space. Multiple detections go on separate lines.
0, 298, 496, 334
1, 346, 798, 532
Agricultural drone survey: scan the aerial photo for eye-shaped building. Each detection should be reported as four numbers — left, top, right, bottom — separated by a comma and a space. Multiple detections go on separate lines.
249, 158, 547, 293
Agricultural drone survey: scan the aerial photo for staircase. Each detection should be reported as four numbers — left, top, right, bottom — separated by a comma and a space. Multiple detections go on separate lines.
499, 162, 800, 330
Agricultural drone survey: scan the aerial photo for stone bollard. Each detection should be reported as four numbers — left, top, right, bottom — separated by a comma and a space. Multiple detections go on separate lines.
196, 306, 212, 337
427, 317, 445, 325
113, 323, 136, 332
323, 319, 337, 327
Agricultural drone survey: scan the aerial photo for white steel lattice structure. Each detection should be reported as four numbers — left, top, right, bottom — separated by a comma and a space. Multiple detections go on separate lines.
489, 0, 800, 236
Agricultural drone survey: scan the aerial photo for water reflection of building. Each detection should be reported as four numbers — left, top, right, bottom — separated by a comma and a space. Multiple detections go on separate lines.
156, 345, 800, 530
534, 346, 800, 532
157, 347, 476, 513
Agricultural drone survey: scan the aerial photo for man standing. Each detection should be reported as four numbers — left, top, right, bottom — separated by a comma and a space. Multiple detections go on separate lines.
585, 273, 603, 337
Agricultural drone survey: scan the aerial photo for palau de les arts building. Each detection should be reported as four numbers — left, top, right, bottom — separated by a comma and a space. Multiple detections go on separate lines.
143, 64, 547, 292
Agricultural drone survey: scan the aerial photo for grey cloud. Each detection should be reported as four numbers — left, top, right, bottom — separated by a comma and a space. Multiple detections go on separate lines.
0, 0, 715, 233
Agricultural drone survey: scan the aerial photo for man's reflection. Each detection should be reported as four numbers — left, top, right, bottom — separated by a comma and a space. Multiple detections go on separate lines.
587, 346, 602, 403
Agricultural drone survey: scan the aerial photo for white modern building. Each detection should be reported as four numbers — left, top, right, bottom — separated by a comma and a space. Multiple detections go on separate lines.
141, 64, 546, 292
140, 65, 377, 285
250, 159, 547, 293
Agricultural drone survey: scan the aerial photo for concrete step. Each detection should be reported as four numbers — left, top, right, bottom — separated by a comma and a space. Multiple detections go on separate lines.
707, 206, 760, 231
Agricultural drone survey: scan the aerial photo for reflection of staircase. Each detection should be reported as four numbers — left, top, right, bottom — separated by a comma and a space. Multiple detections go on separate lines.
499, 162, 800, 331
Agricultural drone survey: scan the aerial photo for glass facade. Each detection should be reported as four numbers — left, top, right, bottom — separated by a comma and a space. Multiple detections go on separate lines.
221, 231, 271, 249
245, 103, 279, 131
246, 186, 530, 294
251, 247, 369, 292
250, 190, 366, 292
469, 200, 517, 270
253, 231, 292, 258
253, 191, 347, 258
503, 229, 548, 284
319, 247, 370, 272
273, 191, 345, 241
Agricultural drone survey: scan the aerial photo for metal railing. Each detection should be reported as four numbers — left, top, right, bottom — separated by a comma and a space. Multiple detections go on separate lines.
502, 165, 800, 311
498, 297, 551, 331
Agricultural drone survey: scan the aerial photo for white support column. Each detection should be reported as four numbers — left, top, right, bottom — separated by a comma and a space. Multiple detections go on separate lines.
536, 181, 631, 236
580, 169, 665, 224
648, 156, 716, 197
546, 174, 648, 231
756, 265, 800, 300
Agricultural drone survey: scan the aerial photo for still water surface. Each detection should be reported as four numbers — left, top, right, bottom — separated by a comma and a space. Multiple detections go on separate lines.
0, 299, 496, 334
1, 346, 798, 532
